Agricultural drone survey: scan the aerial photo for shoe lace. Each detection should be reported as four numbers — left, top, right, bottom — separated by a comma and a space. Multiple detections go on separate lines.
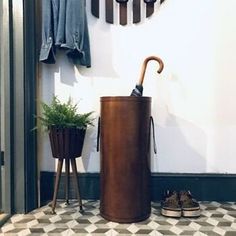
165, 192, 179, 206
180, 191, 195, 205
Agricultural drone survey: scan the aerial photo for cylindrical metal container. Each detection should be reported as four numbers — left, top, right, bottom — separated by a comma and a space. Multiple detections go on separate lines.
100, 96, 151, 223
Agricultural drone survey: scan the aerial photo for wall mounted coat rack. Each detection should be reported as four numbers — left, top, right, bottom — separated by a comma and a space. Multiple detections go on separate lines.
91, 0, 165, 25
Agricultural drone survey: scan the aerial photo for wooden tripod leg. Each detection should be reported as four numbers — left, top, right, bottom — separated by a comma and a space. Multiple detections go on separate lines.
65, 158, 70, 205
51, 159, 64, 214
71, 158, 83, 213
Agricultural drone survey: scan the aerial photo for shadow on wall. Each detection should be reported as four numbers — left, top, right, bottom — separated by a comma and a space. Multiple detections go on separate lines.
76, 10, 119, 78
55, 51, 78, 86
45, 23, 119, 85
80, 121, 100, 171
40, 50, 101, 172
152, 110, 207, 173
39, 63, 58, 172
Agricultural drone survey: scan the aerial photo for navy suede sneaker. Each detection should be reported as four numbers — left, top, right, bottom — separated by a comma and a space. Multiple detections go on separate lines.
161, 190, 181, 218
179, 190, 200, 217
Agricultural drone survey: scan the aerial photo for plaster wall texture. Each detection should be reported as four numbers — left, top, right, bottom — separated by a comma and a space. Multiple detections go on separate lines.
40, 0, 236, 174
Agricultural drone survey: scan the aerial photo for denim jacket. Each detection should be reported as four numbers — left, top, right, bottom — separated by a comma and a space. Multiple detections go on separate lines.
39, 0, 91, 67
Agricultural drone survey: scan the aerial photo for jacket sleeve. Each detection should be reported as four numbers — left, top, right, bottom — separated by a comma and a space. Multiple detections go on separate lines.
39, 0, 56, 64
64, 0, 91, 67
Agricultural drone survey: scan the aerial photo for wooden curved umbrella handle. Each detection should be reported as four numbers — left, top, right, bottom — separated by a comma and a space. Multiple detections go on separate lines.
138, 56, 164, 85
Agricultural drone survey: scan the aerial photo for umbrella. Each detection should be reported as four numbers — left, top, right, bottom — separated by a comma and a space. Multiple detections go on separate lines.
130, 56, 164, 96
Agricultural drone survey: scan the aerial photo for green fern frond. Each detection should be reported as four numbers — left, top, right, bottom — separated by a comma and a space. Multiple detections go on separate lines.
36, 96, 94, 131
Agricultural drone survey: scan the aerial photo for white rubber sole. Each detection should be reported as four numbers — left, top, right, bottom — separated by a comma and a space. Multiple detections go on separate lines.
161, 208, 181, 218
182, 209, 201, 217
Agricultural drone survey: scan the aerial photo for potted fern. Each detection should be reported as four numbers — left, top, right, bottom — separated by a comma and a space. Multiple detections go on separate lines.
38, 96, 94, 159
37, 96, 94, 213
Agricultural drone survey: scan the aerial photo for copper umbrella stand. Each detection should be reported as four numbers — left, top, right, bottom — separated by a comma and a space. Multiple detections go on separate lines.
131, 56, 164, 96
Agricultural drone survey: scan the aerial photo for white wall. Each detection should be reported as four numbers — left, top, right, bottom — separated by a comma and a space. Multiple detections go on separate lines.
39, 0, 236, 174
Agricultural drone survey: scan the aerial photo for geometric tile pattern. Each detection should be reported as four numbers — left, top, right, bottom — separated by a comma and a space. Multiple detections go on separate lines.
1, 201, 236, 235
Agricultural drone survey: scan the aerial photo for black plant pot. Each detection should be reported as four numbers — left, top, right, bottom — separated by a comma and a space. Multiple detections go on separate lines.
49, 126, 86, 159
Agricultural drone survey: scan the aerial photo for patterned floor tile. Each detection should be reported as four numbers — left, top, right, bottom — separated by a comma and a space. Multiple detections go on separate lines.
1, 201, 236, 235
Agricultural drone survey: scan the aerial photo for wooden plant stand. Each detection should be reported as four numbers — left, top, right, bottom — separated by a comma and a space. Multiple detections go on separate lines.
51, 158, 83, 214
48, 127, 86, 214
